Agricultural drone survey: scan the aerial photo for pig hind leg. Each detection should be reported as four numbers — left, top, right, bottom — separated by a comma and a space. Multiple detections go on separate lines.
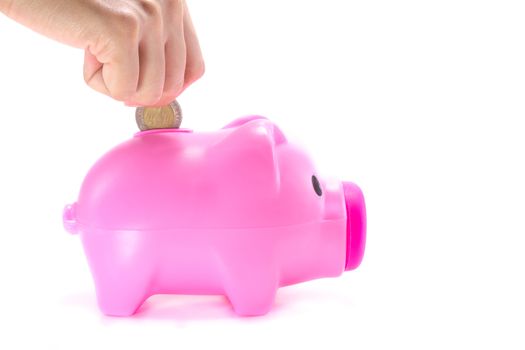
94, 269, 152, 317
82, 233, 154, 316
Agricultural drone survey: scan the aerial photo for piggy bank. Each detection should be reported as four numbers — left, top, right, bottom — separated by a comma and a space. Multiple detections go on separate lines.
63, 115, 366, 317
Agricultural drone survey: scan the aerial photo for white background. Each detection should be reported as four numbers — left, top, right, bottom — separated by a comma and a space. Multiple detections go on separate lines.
1, 0, 524, 349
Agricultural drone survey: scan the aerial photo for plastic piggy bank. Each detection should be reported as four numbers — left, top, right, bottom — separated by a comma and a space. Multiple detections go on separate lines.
63, 116, 366, 317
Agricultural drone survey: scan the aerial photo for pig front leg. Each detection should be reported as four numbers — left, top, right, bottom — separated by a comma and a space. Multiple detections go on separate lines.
219, 246, 280, 316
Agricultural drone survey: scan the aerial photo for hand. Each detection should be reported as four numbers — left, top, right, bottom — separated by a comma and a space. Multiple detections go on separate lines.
1, 0, 204, 106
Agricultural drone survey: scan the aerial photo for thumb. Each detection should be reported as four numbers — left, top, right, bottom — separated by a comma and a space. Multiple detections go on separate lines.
83, 48, 108, 96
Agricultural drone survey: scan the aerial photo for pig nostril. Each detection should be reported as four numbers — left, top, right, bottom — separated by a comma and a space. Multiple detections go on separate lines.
312, 175, 322, 196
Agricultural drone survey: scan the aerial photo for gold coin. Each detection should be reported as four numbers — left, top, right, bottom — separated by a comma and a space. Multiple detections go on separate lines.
135, 100, 182, 131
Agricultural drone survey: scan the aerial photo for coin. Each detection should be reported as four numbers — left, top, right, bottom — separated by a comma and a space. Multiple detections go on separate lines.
135, 100, 182, 131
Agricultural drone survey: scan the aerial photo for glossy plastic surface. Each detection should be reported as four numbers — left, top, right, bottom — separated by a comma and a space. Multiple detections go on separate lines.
64, 116, 366, 316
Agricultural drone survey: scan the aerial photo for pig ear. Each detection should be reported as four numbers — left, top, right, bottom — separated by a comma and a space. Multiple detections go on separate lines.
222, 115, 287, 144
222, 115, 268, 129
210, 119, 280, 192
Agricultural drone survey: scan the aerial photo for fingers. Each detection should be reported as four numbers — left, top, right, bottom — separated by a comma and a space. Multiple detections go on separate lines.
153, 35, 185, 106
181, 0, 205, 91
132, 17, 166, 105
83, 0, 204, 106
155, 0, 186, 106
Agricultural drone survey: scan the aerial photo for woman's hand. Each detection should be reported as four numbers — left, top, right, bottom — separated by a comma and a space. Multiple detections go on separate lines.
1, 0, 204, 106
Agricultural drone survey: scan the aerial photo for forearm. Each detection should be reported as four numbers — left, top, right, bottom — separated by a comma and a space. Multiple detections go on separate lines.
0, 0, 14, 15
0, 0, 104, 49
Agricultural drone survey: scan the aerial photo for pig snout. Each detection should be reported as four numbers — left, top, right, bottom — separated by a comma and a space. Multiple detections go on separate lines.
342, 182, 366, 271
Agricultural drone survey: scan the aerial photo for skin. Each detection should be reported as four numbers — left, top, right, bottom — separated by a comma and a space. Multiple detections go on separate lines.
0, 0, 204, 106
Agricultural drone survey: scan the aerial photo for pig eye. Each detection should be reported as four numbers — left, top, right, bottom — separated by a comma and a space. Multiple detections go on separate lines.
312, 175, 322, 196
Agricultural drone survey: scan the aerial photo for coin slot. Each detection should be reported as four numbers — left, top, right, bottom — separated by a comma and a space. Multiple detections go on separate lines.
134, 128, 193, 137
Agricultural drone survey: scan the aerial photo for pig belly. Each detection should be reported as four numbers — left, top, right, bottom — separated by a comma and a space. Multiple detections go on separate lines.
80, 228, 225, 296
154, 231, 225, 295
79, 222, 344, 317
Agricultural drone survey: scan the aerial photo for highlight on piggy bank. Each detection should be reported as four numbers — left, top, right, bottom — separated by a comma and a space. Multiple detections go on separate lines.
63, 115, 367, 317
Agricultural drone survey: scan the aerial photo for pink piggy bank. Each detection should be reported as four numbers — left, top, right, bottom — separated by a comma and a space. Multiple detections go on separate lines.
63, 116, 366, 317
